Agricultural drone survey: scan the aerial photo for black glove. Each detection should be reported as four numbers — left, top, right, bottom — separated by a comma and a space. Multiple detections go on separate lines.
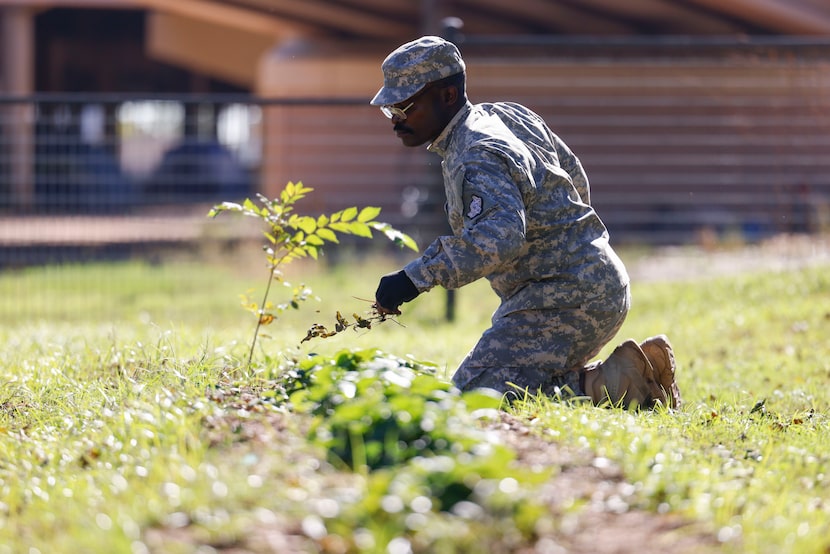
375, 270, 419, 313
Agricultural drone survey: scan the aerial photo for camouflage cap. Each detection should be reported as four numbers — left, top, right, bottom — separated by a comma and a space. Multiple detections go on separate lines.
370, 36, 465, 106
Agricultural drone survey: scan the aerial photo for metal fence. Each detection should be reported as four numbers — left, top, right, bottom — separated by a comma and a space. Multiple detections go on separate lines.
0, 93, 266, 266
0, 94, 267, 210
2, 65, 830, 268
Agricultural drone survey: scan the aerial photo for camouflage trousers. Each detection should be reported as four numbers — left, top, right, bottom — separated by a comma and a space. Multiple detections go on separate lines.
452, 285, 630, 399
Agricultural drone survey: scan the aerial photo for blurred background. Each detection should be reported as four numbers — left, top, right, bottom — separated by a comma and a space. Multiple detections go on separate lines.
0, 0, 828, 280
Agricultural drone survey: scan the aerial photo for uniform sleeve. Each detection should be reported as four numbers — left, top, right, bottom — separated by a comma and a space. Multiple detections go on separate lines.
553, 134, 590, 205
404, 148, 527, 291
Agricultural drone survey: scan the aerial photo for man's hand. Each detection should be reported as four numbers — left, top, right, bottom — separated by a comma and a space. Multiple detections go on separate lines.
375, 270, 419, 315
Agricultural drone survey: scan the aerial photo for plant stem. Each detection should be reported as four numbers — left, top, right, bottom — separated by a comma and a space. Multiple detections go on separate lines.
248, 262, 278, 366
247, 245, 294, 366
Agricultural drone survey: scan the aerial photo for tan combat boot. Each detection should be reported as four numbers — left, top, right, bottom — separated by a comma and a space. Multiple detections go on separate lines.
640, 334, 682, 409
582, 339, 667, 409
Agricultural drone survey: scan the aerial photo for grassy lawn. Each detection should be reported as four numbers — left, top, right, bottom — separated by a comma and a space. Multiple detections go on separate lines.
0, 247, 828, 553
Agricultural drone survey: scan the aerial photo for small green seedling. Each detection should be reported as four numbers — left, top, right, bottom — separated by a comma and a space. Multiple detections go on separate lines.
208, 181, 418, 365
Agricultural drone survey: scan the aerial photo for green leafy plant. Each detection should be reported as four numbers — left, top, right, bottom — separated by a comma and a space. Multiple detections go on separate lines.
290, 349, 506, 469
288, 348, 552, 552
208, 181, 418, 365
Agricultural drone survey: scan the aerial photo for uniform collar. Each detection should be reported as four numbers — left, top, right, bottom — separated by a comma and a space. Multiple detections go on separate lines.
427, 101, 473, 158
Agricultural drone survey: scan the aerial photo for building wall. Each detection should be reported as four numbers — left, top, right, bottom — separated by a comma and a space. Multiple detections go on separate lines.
257, 51, 830, 244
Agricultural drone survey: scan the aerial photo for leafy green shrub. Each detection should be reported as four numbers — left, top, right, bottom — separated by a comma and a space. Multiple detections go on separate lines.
291, 349, 491, 469
288, 348, 553, 552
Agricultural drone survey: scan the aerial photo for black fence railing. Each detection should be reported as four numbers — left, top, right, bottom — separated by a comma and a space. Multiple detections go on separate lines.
2, 63, 830, 269
0, 93, 367, 214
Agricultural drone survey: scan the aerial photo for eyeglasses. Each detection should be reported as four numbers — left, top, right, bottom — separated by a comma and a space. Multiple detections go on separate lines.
379, 85, 432, 120
380, 101, 414, 120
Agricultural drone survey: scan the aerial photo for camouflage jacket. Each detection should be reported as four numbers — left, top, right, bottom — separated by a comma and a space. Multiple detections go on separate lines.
403, 101, 629, 317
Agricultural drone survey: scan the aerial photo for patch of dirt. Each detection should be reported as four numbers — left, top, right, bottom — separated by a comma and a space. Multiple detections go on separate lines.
145, 408, 723, 554
492, 412, 720, 554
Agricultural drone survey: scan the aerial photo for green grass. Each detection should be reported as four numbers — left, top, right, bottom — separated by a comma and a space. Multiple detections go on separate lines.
0, 250, 828, 553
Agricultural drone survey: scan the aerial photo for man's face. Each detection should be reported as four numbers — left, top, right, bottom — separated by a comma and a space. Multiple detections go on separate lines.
386, 85, 455, 148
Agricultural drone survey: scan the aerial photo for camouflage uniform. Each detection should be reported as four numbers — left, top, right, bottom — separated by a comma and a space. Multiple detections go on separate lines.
371, 36, 630, 397
403, 101, 630, 396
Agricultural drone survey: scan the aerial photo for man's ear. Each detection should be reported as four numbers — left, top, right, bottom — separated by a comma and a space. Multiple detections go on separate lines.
442, 85, 459, 106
